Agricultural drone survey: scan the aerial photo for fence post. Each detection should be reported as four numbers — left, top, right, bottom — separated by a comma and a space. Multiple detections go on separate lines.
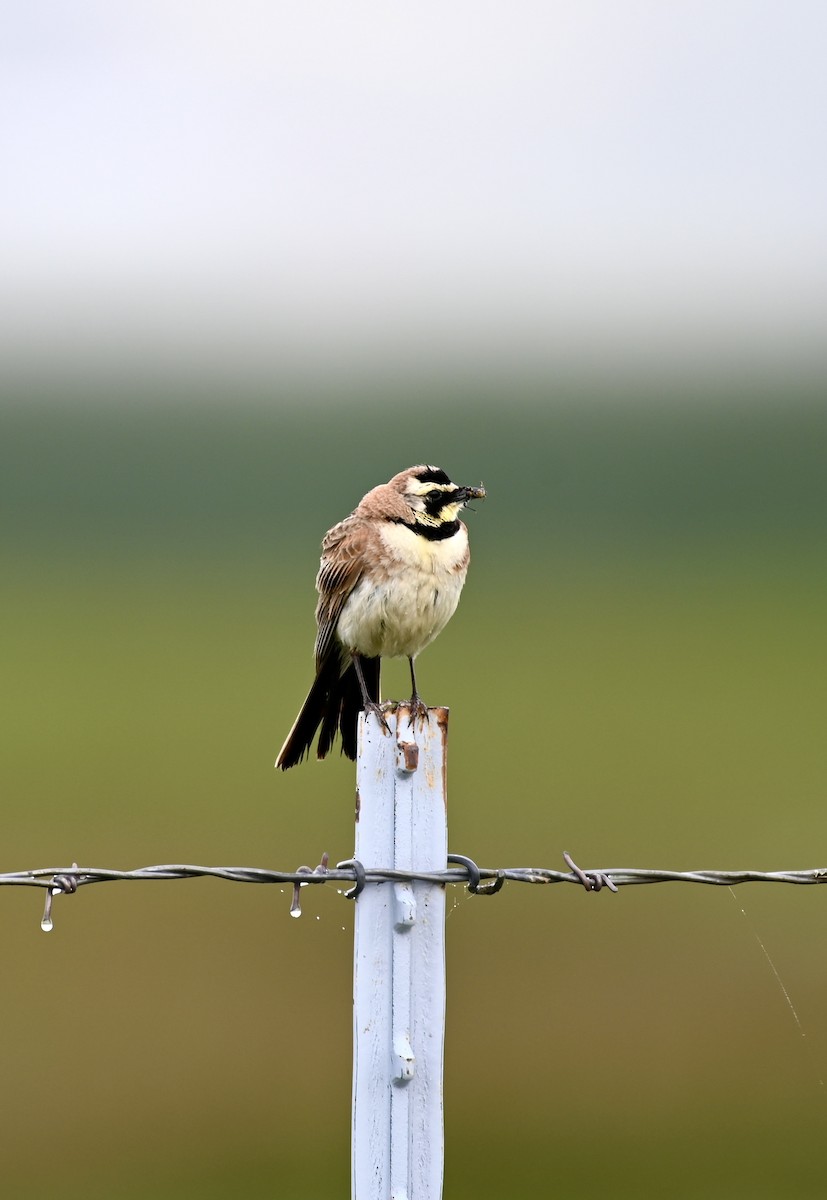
352, 705, 448, 1200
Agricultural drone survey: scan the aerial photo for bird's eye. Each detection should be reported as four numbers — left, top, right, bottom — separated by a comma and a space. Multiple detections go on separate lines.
426, 490, 442, 501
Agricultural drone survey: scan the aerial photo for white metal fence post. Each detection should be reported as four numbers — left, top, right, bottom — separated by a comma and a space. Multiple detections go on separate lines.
352, 705, 448, 1200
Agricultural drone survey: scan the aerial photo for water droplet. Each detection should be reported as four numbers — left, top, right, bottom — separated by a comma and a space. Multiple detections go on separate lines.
290, 905, 301, 919
41, 916, 53, 932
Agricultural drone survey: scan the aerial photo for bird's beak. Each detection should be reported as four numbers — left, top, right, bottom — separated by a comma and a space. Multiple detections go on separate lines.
456, 484, 486, 505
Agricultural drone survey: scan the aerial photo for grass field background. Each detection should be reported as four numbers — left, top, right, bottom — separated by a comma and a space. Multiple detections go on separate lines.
3, 376, 826, 1197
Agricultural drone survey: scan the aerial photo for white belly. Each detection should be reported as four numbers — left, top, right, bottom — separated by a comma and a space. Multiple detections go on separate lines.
336, 523, 469, 659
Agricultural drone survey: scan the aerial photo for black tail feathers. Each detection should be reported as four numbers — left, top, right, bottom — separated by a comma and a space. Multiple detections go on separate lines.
276, 654, 380, 769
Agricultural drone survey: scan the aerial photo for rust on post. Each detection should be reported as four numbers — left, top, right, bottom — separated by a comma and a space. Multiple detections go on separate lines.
433, 707, 449, 808
394, 704, 420, 773
398, 741, 419, 772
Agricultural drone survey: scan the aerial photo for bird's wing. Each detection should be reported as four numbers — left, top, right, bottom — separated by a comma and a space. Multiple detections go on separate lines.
314, 515, 369, 667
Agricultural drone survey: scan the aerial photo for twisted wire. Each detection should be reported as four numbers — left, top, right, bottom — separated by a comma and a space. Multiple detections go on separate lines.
4, 860, 826, 892
8, 856, 827, 930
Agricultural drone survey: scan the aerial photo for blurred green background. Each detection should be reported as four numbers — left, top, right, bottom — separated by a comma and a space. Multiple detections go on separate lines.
4, 1, 827, 1194
2, 377, 826, 1198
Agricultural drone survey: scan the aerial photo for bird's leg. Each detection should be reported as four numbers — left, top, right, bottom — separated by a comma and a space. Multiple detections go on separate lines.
407, 657, 429, 725
352, 653, 390, 733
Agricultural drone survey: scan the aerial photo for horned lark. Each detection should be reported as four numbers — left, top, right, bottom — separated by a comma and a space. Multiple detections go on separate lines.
276, 465, 485, 769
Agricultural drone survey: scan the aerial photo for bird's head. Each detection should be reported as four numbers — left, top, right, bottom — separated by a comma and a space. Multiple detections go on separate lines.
389, 465, 486, 528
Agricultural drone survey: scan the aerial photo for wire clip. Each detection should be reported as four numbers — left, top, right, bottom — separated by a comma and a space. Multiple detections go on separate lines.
337, 858, 367, 900
447, 854, 505, 896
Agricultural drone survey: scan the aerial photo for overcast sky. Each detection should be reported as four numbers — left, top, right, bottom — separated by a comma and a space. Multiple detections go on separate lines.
2, 1, 826, 378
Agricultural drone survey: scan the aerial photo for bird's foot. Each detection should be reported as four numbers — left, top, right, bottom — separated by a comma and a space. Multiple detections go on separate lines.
407, 692, 430, 728
363, 699, 391, 735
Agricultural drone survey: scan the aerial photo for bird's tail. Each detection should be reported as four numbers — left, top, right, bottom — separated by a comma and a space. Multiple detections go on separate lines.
275, 654, 380, 769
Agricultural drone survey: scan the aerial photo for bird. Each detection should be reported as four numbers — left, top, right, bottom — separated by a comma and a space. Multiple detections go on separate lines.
276, 464, 485, 769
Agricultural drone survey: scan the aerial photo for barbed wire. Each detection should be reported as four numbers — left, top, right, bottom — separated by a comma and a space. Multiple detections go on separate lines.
3, 853, 826, 929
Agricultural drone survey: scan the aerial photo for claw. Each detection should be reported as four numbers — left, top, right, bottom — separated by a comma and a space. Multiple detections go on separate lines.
407, 692, 430, 728
363, 699, 391, 735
